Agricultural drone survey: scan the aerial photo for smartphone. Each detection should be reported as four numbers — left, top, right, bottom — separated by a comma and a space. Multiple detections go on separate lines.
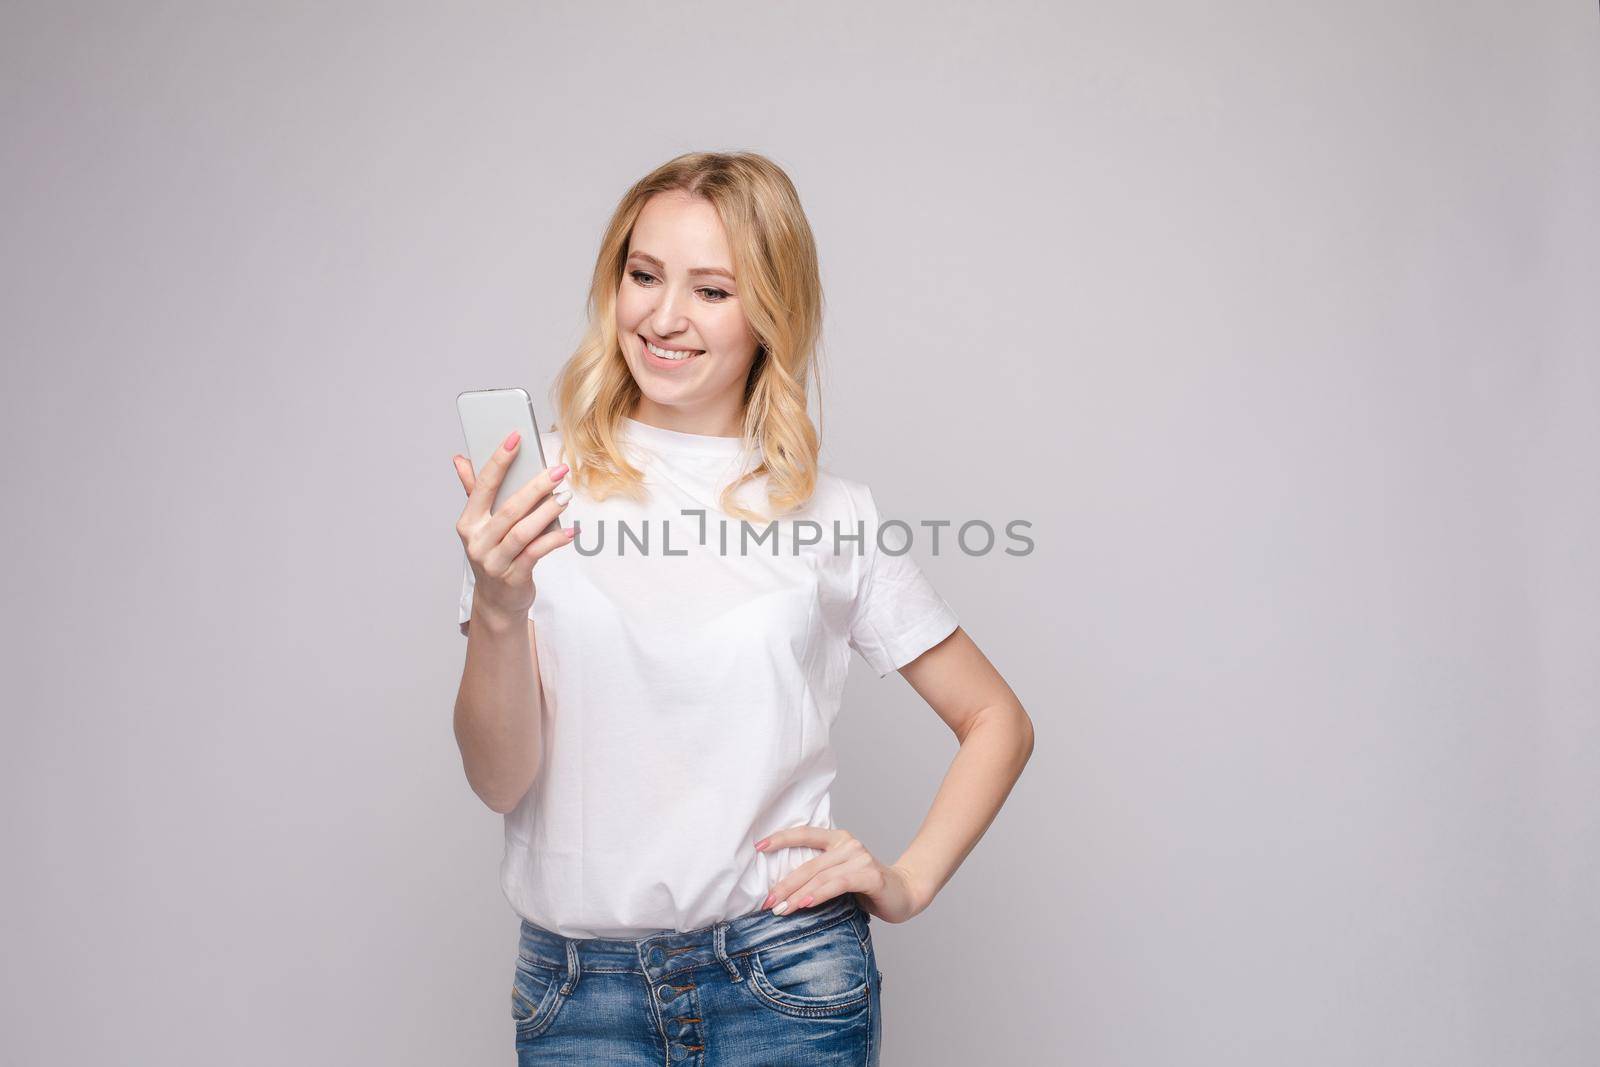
456, 387, 563, 537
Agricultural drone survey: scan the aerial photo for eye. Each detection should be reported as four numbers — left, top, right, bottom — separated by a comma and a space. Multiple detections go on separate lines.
628, 270, 731, 303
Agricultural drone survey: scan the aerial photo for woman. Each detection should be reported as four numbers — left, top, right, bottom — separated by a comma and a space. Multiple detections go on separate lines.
450, 151, 1034, 1065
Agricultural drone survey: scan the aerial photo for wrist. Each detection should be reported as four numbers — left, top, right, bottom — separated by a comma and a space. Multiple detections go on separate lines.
890, 860, 935, 915
471, 593, 531, 633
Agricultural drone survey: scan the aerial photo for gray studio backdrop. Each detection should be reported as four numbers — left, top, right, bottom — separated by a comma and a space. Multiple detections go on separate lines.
3, 3, 1596, 1065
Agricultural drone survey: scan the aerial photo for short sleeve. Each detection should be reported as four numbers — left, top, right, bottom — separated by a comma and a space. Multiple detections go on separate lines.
846, 485, 960, 678
457, 557, 475, 635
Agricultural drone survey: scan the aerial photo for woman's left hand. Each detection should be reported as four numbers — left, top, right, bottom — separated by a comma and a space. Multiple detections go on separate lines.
756, 827, 927, 925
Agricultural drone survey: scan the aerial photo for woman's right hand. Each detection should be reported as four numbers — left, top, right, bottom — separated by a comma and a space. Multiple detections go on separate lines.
453, 430, 576, 624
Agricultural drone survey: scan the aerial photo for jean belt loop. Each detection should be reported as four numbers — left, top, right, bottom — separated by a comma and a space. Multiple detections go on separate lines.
712, 920, 743, 983
852, 899, 870, 945
560, 939, 582, 995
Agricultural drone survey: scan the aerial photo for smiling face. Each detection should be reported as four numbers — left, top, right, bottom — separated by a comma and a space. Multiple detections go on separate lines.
616, 191, 760, 436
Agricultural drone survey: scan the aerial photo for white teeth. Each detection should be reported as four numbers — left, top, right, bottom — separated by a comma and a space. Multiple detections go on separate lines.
646, 340, 700, 361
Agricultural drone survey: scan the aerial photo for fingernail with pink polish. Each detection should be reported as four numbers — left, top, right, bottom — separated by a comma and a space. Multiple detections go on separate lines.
502, 430, 520, 451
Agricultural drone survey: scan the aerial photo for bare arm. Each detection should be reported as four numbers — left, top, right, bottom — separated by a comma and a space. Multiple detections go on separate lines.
753, 624, 1034, 924
889, 626, 1036, 914
450, 432, 575, 814
455, 607, 543, 814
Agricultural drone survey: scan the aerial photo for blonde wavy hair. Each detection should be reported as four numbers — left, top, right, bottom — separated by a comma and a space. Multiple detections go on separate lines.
545, 151, 825, 523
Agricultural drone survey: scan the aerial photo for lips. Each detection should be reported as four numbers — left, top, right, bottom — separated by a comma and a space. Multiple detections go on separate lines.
640, 333, 703, 355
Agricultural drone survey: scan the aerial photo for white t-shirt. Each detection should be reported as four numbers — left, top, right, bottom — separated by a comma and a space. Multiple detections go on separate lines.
457, 416, 958, 938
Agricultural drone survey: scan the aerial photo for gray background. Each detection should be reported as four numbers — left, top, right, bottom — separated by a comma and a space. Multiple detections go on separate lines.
3, 2, 1596, 1064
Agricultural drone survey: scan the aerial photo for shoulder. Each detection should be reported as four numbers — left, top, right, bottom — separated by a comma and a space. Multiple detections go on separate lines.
809, 466, 872, 515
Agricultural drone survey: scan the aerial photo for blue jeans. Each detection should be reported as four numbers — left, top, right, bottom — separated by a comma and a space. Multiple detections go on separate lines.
510, 892, 884, 1065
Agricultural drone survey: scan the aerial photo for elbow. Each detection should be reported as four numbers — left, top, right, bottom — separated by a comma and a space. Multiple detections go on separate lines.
481, 775, 534, 816
454, 705, 540, 815
1013, 704, 1036, 764
962, 702, 1034, 763
463, 750, 537, 815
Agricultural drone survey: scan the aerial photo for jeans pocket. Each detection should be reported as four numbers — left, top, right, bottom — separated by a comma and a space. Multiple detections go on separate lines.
511, 955, 566, 1038
746, 918, 872, 1018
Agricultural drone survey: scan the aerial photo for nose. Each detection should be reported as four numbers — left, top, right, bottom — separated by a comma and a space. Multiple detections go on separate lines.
648, 282, 692, 339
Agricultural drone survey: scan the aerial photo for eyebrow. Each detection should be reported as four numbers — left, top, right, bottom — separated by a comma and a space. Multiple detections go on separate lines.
626, 251, 736, 284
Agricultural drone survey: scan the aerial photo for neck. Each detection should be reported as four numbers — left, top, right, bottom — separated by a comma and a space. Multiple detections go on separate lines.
629, 396, 744, 439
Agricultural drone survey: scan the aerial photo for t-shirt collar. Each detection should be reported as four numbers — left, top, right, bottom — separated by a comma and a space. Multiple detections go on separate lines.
620, 416, 750, 457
